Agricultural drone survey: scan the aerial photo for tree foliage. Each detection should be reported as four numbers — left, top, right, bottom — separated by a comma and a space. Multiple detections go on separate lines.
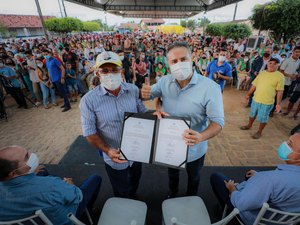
198, 18, 211, 27
0, 23, 8, 36
180, 19, 196, 30
206, 23, 223, 36
82, 21, 100, 32
222, 23, 252, 40
250, 0, 300, 41
45, 17, 83, 33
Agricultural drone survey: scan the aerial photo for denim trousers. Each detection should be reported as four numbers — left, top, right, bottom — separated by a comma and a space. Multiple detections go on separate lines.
53, 81, 70, 107
39, 82, 56, 106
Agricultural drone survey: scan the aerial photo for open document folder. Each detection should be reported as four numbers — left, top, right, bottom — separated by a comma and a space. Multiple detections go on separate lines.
120, 112, 191, 169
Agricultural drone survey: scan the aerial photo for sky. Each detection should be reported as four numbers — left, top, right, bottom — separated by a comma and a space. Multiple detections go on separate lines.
0, 0, 272, 25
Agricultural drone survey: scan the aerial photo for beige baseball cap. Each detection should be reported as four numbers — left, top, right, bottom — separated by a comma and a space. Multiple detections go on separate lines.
95, 51, 122, 68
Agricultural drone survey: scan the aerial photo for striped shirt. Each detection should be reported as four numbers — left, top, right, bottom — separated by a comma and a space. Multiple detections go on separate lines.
79, 82, 147, 170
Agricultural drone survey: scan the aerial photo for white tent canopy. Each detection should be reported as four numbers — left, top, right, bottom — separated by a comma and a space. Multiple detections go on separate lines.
66, 0, 242, 18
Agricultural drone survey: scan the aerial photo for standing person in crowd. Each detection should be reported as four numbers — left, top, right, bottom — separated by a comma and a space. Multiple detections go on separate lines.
116, 49, 132, 83
206, 49, 232, 92
35, 56, 57, 109
280, 46, 300, 100
241, 58, 284, 139
65, 62, 79, 102
133, 57, 147, 88
25, 51, 42, 106
141, 42, 224, 198
45, 49, 71, 112
80, 51, 147, 198
283, 75, 300, 119
155, 62, 166, 83
63, 47, 79, 75
0, 58, 27, 109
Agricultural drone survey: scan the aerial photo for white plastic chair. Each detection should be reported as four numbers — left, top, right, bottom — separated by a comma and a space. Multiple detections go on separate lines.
0, 209, 53, 225
97, 197, 147, 225
162, 196, 239, 225
236, 203, 300, 225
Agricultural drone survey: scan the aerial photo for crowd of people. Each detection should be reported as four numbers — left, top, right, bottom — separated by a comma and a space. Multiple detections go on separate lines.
0, 30, 300, 224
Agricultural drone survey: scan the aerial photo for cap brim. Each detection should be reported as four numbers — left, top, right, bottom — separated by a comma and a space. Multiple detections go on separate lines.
96, 60, 122, 68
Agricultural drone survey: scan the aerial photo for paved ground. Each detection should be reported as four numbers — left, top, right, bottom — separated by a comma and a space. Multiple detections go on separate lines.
0, 85, 297, 166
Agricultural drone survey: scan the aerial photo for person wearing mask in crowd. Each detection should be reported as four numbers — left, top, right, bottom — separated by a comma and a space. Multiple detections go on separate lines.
87, 52, 95, 66
141, 42, 224, 198
210, 132, 300, 225
116, 49, 132, 83
35, 56, 57, 109
197, 53, 210, 76
0, 58, 27, 109
25, 51, 42, 106
79, 51, 147, 198
272, 45, 283, 63
206, 49, 232, 92
237, 54, 250, 90
44, 49, 71, 112
241, 58, 284, 139
0, 145, 102, 224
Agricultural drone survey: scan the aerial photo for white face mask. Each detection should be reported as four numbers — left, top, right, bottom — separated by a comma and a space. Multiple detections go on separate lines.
170, 61, 193, 81
218, 55, 226, 62
119, 55, 124, 61
0, 63, 4, 67
37, 62, 43, 68
100, 73, 122, 91
26, 153, 39, 174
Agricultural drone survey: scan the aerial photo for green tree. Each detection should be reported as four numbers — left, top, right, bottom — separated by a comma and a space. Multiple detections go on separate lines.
187, 20, 196, 31
45, 17, 83, 33
0, 23, 8, 37
205, 23, 223, 36
82, 21, 100, 32
222, 23, 252, 40
90, 19, 104, 29
180, 20, 187, 28
198, 18, 211, 27
250, 0, 300, 41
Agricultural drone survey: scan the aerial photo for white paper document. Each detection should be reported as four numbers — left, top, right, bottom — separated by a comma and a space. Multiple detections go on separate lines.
153, 118, 189, 168
120, 117, 155, 163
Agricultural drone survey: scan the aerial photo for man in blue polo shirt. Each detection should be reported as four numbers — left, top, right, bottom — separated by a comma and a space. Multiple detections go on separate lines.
206, 49, 232, 92
141, 42, 224, 198
44, 49, 71, 112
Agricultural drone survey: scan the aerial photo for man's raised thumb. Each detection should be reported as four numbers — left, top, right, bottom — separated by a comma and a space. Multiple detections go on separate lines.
144, 77, 150, 86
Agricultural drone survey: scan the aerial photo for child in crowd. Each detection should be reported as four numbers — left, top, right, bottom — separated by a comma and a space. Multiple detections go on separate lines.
65, 62, 78, 102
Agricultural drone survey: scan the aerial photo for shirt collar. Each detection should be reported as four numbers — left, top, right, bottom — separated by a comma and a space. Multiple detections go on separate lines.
277, 164, 300, 172
0, 173, 35, 186
97, 82, 129, 96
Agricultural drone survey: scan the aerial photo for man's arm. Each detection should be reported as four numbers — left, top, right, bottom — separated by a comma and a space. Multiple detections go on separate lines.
86, 134, 125, 163
275, 90, 283, 113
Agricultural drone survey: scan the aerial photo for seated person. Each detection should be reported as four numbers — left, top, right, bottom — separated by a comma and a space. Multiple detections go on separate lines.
0, 145, 102, 224
155, 62, 166, 83
210, 132, 300, 225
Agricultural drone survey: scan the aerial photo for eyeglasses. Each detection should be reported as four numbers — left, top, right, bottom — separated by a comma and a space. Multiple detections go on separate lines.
97, 67, 121, 74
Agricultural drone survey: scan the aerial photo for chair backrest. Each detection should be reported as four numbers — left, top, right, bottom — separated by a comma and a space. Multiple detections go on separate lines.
253, 203, 300, 225
0, 210, 53, 225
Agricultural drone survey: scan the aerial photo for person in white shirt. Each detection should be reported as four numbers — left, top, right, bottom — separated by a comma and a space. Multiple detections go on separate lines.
280, 46, 300, 100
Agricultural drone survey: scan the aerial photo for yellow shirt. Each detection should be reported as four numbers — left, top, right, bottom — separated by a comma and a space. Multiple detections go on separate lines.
252, 70, 284, 105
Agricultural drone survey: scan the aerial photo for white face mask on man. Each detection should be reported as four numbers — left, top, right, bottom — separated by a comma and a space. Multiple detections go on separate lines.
218, 55, 226, 62
170, 61, 193, 81
100, 73, 122, 91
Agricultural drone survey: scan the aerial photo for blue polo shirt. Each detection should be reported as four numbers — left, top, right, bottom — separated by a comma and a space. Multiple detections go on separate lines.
46, 57, 62, 82
151, 71, 224, 162
206, 60, 232, 91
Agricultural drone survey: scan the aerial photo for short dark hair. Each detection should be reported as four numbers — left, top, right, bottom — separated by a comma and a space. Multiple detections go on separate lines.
0, 158, 18, 181
269, 57, 280, 64
293, 46, 300, 51
167, 42, 191, 56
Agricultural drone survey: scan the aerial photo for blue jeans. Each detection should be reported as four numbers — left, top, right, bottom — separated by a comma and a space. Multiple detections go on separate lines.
168, 155, 205, 196
23, 74, 36, 99
76, 75, 87, 94
39, 82, 56, 106
210, 173, 234, 211
76, 174, 102, 217
105, 162, 142, 198
53, 81, 70, 107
